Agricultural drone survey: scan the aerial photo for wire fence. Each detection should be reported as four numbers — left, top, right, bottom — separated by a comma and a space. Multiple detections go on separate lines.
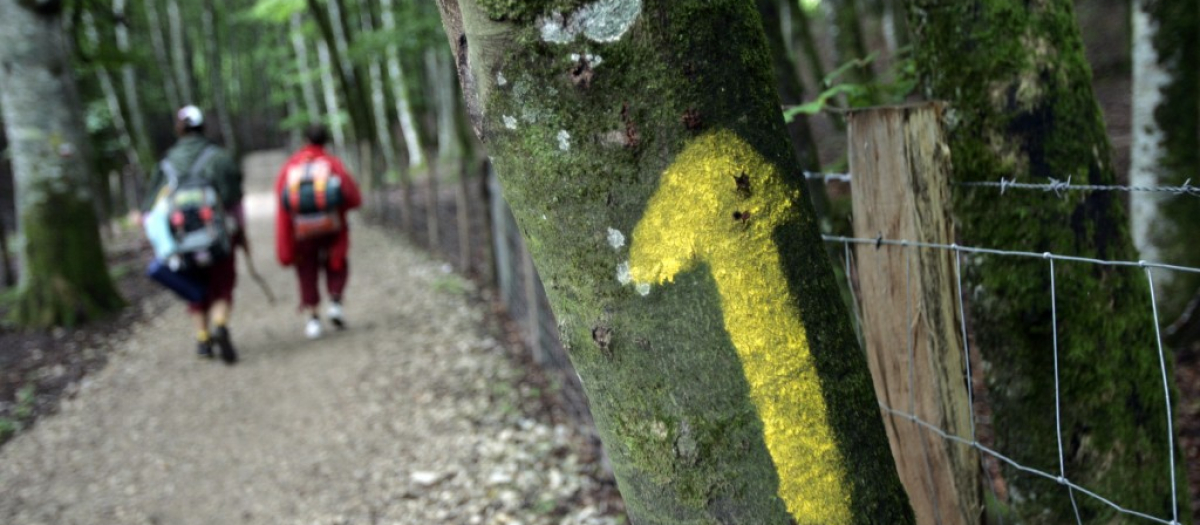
804, 171, 1200, 198
827, 234, 1190, 524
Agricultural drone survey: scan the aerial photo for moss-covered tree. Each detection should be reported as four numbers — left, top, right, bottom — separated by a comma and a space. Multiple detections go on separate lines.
908, 0, 1190, 522
0, 0, 124, 328
434, 1, 913, 523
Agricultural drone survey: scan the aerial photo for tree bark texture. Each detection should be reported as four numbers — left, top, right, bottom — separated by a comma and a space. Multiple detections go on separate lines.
435, 1, 913, 523
0, 0, 124, 327
1130, 0, 1200, 325
908, 1, 1190, 523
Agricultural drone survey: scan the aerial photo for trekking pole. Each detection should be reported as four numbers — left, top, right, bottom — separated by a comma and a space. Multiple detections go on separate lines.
240, 240, 276, 304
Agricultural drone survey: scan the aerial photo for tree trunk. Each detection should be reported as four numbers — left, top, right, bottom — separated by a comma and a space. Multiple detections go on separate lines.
0, 1, 125, 328
1130, 0, 1200, 327
202, 0, 237, 153
114, 0, 151, 173
166, 0, 194, 104
359, 3, 399, 189
823, 0, 874, 84
908, 1, 1191, 523
315, 39, 346, 151
434, 1, 914, 522
306, 0, 375, 145
880, 0, 908, 57
380, 0, 425, 168
290, 13, 323, 121
143, 0, 181, 111
83, 11, 140, 214
426, 47, 461, 162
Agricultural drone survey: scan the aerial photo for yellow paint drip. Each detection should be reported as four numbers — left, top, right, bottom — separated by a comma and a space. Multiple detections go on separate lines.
629, 130, 851, 523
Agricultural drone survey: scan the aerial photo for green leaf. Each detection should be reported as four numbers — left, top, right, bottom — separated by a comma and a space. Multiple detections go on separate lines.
243, 0, 306, 23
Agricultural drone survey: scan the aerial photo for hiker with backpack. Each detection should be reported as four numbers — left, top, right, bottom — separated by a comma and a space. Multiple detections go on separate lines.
275, 124, 362, 339
142, 105, 244, 363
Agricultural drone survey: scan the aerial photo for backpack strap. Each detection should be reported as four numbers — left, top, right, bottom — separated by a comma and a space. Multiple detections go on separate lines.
188, 145, 219, 179
162, 145, 219, 189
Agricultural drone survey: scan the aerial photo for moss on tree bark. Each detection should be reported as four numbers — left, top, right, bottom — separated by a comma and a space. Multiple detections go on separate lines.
437, 1, 913, 523
0, 0, 124, 328
908, 0, 1191, 522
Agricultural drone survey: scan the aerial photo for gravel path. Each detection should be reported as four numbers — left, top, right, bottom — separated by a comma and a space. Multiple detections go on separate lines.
0, 151, 618, 525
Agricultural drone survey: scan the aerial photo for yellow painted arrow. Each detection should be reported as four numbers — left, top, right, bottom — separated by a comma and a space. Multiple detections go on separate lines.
628, 130, 851, 523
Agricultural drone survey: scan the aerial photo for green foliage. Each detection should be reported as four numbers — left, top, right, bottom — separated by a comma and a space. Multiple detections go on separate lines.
244, 0, 306, 23
0, 384, 37, 443
783, 50, 918, 121
432, 273, 469, 295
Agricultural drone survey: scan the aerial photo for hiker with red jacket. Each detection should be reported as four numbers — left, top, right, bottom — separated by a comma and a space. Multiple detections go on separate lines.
275, 124, 363, 339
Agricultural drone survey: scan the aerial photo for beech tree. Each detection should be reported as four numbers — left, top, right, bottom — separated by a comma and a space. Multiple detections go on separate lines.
1129, 0, 1200, 329
908, 0, 1191, 522
0, 0, 124, 327
434, 1, 912, 522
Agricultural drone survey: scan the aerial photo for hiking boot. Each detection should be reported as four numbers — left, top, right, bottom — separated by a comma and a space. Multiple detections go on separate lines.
327, 302, 345, 329
305, 317, 323, 340
213, 326, 238, 364
197, 339, 214, 359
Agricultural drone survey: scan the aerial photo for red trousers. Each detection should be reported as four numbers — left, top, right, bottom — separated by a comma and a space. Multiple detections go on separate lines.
294, 235, 348, 307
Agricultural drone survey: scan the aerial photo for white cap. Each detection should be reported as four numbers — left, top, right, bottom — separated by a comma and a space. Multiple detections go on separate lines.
177, 105, 204, 128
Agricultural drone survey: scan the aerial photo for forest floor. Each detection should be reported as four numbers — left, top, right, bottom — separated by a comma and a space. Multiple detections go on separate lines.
0, 151, 623, 525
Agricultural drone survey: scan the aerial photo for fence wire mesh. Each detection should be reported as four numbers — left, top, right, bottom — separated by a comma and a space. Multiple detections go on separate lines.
826, 234, 1191, 525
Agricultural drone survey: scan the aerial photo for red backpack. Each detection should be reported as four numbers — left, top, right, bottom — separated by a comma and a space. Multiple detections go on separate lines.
280, 159, 344, 239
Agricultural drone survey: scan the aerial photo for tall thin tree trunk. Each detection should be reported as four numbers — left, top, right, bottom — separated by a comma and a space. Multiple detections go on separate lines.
0, 1, 125, 327
115, 0, 150, 172
880, 0, 908, 57
380, 0, 424, 168
290, 14, 323, 120
144, 0, 181, 110
166, 0, 195, 104
435, 1, 914, 522
1130, 0, 1200, 326
316, 40, 346, 152
427, 48, 460, 162
909, 0, 1191, 522
359, 3, 398, 190
202, 0, 236, 153
82, 12, 138, 218
823, 0, 874, 84
306, 0, 375, 145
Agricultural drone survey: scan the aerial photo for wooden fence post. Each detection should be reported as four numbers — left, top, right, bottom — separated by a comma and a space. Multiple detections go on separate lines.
848, 103, 981, 525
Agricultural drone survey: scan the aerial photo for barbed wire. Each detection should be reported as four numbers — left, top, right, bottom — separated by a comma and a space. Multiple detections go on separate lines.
802, 171, 852, 183
823, 235, 1200, 275
823, 234, 1187, 525
802, 172, 1200, 198
961, 176, 1200, 198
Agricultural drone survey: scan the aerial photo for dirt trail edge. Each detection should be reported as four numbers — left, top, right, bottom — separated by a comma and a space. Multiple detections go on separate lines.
0, 151, 619, 525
